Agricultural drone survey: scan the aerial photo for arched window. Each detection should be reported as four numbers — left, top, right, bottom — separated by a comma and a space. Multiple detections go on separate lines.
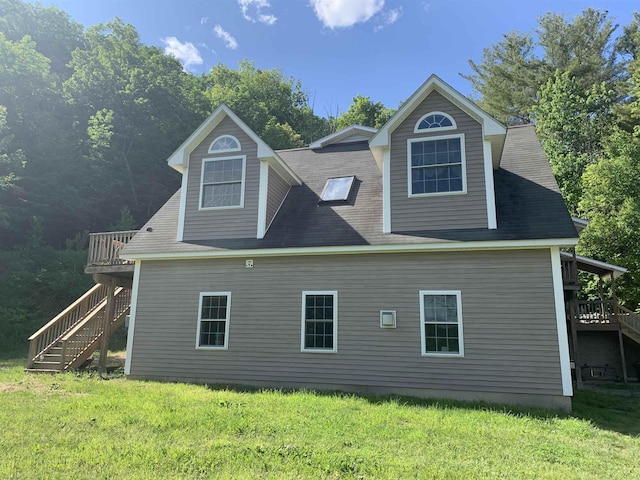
414, 112, 456, 133
208, 135, 241, 153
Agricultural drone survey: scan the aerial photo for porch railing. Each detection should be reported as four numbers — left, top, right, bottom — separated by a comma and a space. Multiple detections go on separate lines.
577, 299, 615, 323
87, 230, 137, 267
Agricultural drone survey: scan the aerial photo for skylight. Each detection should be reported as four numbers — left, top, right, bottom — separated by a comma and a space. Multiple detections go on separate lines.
320, 176, 355, 202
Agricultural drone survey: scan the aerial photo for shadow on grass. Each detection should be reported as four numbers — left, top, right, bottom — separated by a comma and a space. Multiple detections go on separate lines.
200, 382, 640, 437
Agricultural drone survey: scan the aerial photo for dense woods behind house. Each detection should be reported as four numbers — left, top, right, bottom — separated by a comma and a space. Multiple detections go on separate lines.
1, 0, 640, 355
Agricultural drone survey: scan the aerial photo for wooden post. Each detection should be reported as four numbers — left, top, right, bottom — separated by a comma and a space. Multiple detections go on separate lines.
569, 294, 582, 388
99, 280, 116, 374
618, 328, 628, 384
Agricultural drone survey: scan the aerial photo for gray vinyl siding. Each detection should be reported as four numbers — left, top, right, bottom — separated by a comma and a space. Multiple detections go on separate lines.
183, 116, 259, 240
266, 167, 290, 228
129, 249, 564, 398
390, 91, 488, 231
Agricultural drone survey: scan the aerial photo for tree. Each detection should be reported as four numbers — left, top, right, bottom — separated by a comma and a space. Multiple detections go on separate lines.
334, 95, 395, 130
578, 129, 640, 307
464, 8, 625, 124
537, 8, 623, 91
463, 32, 542, 124
203, 61, 330, 148
536, 71, 615, 213
64, 19, 208, 226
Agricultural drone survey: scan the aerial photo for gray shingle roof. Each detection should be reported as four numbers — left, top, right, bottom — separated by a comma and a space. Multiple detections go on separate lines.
122, 125, 576, 256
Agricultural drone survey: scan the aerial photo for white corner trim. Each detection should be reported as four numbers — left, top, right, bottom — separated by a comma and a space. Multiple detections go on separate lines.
257, 161, 269, 239
383, 149, 391, 233
550, 247, 573, 397
177, 169, 188, 241
124, 260, 142, 376
483, 140, 497, 230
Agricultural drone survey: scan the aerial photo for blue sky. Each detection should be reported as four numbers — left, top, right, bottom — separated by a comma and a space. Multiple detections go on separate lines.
35, 0, 639, 117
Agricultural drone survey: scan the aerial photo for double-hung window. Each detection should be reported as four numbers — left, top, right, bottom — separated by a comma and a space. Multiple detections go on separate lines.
409, 134, 466, 196
200, 156, 246, 209
301, 291, 338, 352
420, 290, 464, 356
196, 292, 231, 349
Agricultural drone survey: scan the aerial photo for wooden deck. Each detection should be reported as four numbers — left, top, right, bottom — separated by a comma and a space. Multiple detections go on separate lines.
85, 230, 137, 275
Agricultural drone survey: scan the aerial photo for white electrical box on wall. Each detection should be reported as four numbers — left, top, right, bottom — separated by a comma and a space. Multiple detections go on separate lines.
245, 259, 254, 268
379, 310, 397, 328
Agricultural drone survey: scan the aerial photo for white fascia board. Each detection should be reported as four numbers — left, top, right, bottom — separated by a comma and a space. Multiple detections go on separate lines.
550, 247, 574, 397
121, 237, 579, 261
310, 125, 378, 149
166, 104, 301, 185
167, 105, 227, 172
370, 74, 506, 149
124, 260, 142, 376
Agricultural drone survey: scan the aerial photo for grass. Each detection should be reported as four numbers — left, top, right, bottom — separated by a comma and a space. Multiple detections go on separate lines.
1, 358, 639, 479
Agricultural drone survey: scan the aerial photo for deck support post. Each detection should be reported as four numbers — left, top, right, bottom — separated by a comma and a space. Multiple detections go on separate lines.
569, 295, 582, 388
618, 328, 628, 384
98, 280, 116, 374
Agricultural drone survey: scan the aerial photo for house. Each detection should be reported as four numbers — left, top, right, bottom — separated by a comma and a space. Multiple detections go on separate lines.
28, 75, 584, 411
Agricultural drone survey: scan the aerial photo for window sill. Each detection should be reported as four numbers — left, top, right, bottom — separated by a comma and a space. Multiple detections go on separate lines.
408, 190, 467, 199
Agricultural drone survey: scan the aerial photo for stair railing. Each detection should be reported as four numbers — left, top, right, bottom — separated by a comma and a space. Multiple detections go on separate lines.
27, 284, 109, 368
615, 305, 640, 337
59, 287, 132, 370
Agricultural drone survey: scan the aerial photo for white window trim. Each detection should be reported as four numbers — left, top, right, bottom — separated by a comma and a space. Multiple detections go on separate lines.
419, 290, 464, 357
407, 133, 467, 198
198, 155, 246, 211
301, 290, 338, 353
414, 111, 457, 133
208, 134, 241, 154
196, 291, 231, 350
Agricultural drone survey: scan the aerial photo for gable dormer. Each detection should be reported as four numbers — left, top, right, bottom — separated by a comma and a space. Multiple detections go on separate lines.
370, 75, 506, 233
168, 104, 301, 241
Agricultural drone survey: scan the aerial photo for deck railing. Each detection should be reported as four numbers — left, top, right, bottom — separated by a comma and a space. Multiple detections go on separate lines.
87, 230, 137, 267
27, 283, 109, 367
577, 299, 616, 323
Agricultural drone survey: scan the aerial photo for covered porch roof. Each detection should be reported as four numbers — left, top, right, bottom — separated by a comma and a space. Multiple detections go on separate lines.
561, 251, 627, 278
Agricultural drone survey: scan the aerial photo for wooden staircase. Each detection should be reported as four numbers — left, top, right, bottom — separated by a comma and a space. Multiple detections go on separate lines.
617, 305, 640, 345
26, 284, 131, 372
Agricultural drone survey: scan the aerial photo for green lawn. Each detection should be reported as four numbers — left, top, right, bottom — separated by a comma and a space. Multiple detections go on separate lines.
1, 358, 639, 479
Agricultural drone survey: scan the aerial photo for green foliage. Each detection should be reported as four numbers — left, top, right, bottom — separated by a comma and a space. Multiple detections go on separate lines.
0, 223, 91, 356
203, 61, 330, 148
578, 129, 640, 307
464, 32, 542, 124
334, 94, 395, 130
536, 71, 615, 213
1, 370, 640, 478
465, 8, 624, 124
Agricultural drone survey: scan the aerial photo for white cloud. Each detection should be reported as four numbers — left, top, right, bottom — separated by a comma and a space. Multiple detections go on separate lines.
374, 7, 402, 31
238, 0, 277, 25
161, 37, 203, 70
213, 24, 239, 49
309, 0, 385, 29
